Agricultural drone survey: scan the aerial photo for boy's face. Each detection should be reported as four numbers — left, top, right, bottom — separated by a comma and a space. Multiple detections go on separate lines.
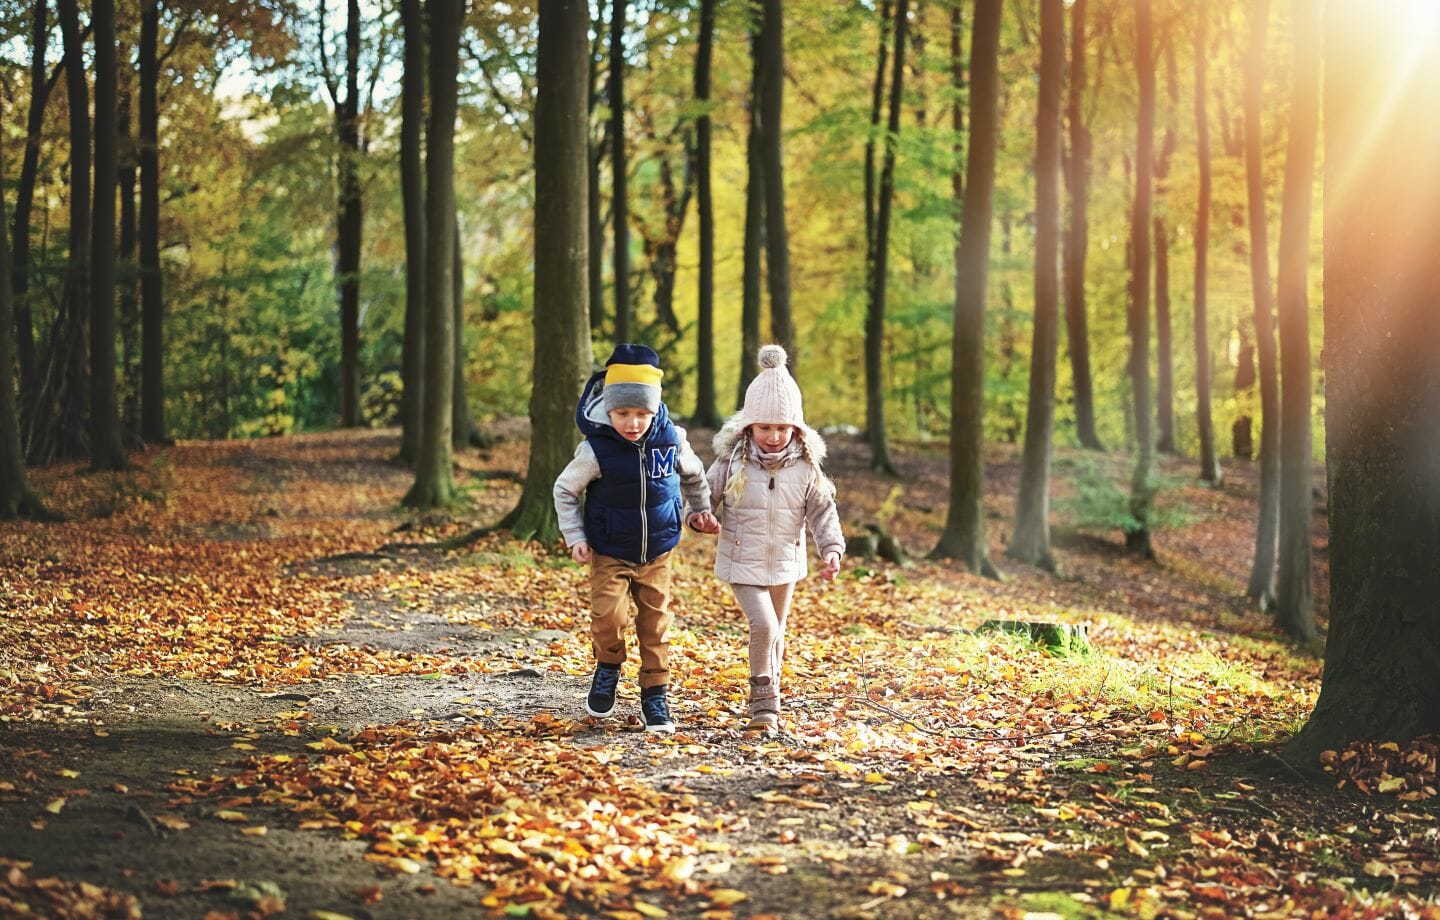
608, 407, 656, 441
751, 423, 795, 452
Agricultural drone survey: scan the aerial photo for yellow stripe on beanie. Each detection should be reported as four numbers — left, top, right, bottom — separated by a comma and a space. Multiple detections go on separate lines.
605, 363, 664, 386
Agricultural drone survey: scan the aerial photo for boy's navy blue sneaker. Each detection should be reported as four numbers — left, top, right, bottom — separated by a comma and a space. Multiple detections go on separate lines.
640, 685, 676, 733
587, 663, 621, 718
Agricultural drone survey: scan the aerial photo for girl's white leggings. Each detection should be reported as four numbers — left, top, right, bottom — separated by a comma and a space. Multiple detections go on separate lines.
730, 582, 797, 686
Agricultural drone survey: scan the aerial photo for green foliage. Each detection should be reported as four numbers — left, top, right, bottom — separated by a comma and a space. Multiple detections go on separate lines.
1053, 455, 1201, 534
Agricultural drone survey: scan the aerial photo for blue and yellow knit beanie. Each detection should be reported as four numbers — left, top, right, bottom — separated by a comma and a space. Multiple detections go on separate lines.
601, 344, 663, 414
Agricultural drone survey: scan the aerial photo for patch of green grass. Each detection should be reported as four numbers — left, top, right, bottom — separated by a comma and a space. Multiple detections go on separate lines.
998, 889, 1123, 919
462, 547, 538, 569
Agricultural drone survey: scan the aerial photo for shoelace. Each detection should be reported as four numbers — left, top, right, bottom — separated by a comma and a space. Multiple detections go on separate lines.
641, 693, 671, 723
592, 667, 620, 696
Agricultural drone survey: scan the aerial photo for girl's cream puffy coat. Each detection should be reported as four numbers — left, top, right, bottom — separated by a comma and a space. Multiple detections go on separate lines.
707, 419, 846, 586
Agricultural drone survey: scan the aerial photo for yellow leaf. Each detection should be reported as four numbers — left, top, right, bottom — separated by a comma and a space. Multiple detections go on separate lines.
155, 815, 190, 831
390, 857, 423, 875
232, 743, 257, 751
45, 797, 66, 814
1109, 887, 1132, 910
1378, 776, 1406, 794
864, 772, 887, 784
486, 838, 526, 859
633, 901, 669, 918
308, 912, 356, 920
707, 890, 748, 907
215, 810, 248, 822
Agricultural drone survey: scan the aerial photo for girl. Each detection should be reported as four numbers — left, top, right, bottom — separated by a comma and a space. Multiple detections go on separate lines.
707, 345, 845, 731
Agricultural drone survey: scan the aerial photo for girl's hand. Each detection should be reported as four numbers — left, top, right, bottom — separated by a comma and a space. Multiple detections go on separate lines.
687, 511, 721, 534
820, 551, 841, 581
571, 542, 593, 564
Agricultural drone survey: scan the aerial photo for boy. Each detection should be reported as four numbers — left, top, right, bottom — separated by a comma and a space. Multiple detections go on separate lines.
553, 344, 718, 732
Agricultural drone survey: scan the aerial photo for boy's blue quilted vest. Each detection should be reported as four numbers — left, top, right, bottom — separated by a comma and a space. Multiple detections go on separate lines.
576, 373, 684, 564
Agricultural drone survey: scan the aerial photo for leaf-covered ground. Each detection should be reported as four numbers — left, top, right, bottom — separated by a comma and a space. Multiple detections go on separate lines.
2, 427, 1438, 920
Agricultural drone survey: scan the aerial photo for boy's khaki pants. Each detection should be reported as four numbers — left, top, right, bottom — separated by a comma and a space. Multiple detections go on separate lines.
590, 552, 673, 689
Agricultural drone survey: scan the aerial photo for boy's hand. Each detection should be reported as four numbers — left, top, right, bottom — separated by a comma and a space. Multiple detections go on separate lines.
687, 511, 721, 534
820, 551, 841, 581
571, 542, 593, 564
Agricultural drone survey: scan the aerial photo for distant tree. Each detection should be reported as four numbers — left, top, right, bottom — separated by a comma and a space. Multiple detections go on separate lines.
1064, 0, 1102, 451
933, 0, 1001, 579
504, 0, 593, 540
609, 0, 630, 344
398, 0, 426, 464
404, 0, 465, 510
1192, 0, 1221, 485
691, 0, 722, 429
738, 17, 762, 408
1243, 0, 1279, 606
138, 0, 164, 445
758, 0, 794, 367
90, 0, 127, 471
1153, 31, 1177, 456
118, 64, 139, 434
452, 213, 483, 449
329, 0, 364, 428
1124, 0, 1156, 560
587, 15, 605, 336
1274, 0, 1319, 644
865, 0, 906, 475
0, 172, 50, 520
1009, 0, 1063, 571
13, 0, 54, 403
1285, 0, 1440, 765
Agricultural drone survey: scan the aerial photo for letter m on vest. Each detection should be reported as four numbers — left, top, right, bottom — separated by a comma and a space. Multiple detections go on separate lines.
649, 446, 677, 478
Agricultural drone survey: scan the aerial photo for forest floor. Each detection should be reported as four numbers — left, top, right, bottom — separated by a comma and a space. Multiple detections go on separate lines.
2, 425, 1438, 920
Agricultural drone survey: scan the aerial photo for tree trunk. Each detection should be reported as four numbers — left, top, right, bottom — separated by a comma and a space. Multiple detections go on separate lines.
609, 0, 630, 344
864, 0, 892, 298
138, 0, 164, 445
587, 18, 605, 336
0, 166, 49, 519
507, 0, 594, 541
932, 0, 1001, 579
13, 0, 51, 405
1285, 0, 1440, 765
118, 80, 139, 435
867, 0, 906, 475
1193, 0, 1221, 485
738, 19, 763, 409
398, 0, 426, 464
1243, 0, 1279, 606
1232, 325, 1254, 459
1008, 0, 1062, 571
759, 0, 794, 368
404, 0, 464, 510
949, 1, 964, 206
1153, 35, 1177, 456
1064, 0, 1102, 451
89, 0, 126, 471
1124, 0, 1155, 560
452, 213, 475, 448
691, 0, 721, 428
337, 0, 363, 428
1274, 0, 1319, 645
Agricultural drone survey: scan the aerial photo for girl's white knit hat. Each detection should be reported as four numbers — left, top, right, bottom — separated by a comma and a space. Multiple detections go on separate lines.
740, 344, 805, 427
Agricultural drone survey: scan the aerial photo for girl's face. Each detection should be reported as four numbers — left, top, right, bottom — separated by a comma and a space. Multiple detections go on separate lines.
751, 423, 795, 452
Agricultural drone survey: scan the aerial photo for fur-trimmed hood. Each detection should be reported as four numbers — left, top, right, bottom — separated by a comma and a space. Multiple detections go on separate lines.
712, 412, 828, 468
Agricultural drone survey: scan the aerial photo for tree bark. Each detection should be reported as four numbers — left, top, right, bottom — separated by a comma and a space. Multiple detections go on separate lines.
13, 0, 51, 404
932, 0, 1001, 579
404, 0, 464, 510
587, 17, 606, 337
0, 165, 49, 519
738, 18, 763, 409
1193, 0, 1221, 485
452, 212, 475, 448
89, 0, 127, 471
1153, 34, 1177, 456
337, 0, 364, 428
1124, 0, 1155, 560
1063, 0, 1101, 451
1243, 0, 1279, 606
691, 0, 721, 428
118, 79, 139, 435
1009, 0, 1062, 571
1286, 0, 1440, 765
1274, 0, 1319, 645
758, 0, 794, 368
507, 0, 593, 541
609, 0, 630, 344
138, 0, 164, 445
398, 0, 426, 464
866, 0, 906, 475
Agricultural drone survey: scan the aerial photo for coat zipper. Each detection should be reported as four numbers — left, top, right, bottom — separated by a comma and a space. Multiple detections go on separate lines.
764, 465, 776, 578
638, 443, 649, 562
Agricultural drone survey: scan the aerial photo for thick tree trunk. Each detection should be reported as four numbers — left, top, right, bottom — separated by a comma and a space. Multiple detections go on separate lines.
1125, 0, 1155, 560
337, 0, 363, 428
738, 21, 763, 409
1286, 0, 1440, 765
0, 175, 49, 519
587, 19, 605, 336
507, 0, 593, 541
90, 0, 127, 471
1243, 0, 1279, 606
138, 0, 164, 445
118, 83, 139, 435
13, 0, 51, 404
949, 1, 963, 206
1274, 0, 1319, 645
452, 213, 475, 448
1063, 0, 1101, 451
1193, 1, 1221, 485
867, 0, 907, 475
1153, 36, 1177, 456
398, 0, 426, 464
758, 0, 794, 368
691, 0, 721, 428
609, 0, 630, 344
1009, 0, 1062, 571
404, 0, 464, 510
864, 1, 892, 295
932, 0, 1001, 579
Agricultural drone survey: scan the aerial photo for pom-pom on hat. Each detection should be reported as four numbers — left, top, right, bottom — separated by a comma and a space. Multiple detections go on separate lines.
740, 344, 805, 427
601, 343, 663, 414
